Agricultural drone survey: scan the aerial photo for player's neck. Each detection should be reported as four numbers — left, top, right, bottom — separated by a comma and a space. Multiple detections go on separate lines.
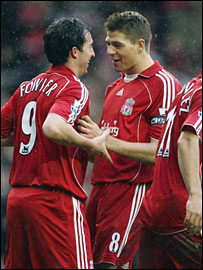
138, 54, 154, 74
127, 54, 154, 75
64, 61, 80, 78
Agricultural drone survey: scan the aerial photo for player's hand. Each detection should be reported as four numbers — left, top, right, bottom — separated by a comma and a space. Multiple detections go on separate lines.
184, 193, 202, 236
91, 129, 113, 164
76, 115, 103, 139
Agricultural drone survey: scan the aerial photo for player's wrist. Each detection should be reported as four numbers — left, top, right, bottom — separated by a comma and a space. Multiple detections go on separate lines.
188, 191, 202, 198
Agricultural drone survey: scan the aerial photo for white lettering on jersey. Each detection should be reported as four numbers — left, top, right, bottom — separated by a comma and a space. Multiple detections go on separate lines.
20, 78, 58, 97
32, 78, 44, 92
45, 83, 58, 96
179, 96, 191, 115
39, 78, 48, 92
178, 81, 202, 116
178, 81, 194, 97
101, 120, 119, 137
40, 79, 53, 93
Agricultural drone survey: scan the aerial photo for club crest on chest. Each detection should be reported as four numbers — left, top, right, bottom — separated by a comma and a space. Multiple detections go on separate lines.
120, 98, 135, 116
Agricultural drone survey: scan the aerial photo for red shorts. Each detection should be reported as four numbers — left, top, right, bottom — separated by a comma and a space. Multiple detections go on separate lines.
86, 181, 150, 268
4, 187, 93, 269
138, 226, 202, 269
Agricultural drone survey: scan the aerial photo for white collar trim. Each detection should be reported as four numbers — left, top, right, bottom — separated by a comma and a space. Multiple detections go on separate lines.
123, 73, 139, 82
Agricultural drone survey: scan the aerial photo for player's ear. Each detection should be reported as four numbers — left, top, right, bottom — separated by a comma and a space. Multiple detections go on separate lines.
71, 46, 78, 59
137, 39, 145, 53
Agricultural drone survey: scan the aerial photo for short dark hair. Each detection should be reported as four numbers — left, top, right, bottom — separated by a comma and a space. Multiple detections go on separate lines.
104, 11, 152, 53
44, 17, 91, 65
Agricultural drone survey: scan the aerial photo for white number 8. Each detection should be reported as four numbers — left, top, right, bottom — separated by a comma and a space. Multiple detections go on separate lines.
19, 101, 37, 155
109, 232, 120, 253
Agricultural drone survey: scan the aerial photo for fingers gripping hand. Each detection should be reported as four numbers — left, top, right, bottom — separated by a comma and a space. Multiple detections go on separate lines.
77, 115, 102, 139
184, 196, 202, 236
93, 129, 113, 164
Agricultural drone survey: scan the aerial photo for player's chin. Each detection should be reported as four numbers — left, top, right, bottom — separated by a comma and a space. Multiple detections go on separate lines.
113, 66, 123, 73
85, 65, 89, 73
80, 69, 88, 77
112, 63, 123, 72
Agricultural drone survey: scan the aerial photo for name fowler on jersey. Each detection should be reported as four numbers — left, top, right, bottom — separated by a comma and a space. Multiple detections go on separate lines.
101, 120, 120, 137
20, 78, 59, 97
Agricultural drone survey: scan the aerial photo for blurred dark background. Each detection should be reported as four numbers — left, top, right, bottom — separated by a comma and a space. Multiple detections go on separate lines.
1, 1, 202, 267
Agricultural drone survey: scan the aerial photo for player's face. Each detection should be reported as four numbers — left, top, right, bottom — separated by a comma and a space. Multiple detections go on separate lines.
105, 31, 140, 75
78, 31, 95, 77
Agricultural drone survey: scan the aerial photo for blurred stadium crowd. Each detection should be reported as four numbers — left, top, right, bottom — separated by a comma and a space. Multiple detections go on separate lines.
1, 1, 202, 265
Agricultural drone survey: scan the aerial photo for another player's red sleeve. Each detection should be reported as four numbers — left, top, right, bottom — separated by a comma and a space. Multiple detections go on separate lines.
182, 90, 202, 141
1, 96, 15, 137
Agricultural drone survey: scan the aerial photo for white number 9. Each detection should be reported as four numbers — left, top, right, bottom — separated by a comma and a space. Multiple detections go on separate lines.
19, 101, 37, 155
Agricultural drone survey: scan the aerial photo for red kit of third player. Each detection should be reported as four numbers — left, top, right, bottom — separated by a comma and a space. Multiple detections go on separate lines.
140, 72, 202, 234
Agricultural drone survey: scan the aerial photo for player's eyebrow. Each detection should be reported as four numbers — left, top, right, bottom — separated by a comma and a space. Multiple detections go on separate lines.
105, 40, 124, 46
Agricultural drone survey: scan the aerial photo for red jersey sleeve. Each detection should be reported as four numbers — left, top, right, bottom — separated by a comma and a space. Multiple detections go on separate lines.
147, 73, 182, 140
181, 89, 202, 141
1, 94, 15, 137
147, 91, 166, 140
49, 81, 89, 126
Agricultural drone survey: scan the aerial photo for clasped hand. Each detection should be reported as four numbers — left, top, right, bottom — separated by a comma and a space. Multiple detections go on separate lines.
77, 115, 103, 138
76, 115, 112, 164
184, 194, 202, 236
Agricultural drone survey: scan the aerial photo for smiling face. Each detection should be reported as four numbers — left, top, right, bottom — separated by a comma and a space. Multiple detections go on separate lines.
77, 31, 95, 77
105, 31, 142, 75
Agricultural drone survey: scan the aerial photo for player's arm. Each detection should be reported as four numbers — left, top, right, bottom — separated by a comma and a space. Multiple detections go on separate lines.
43, 114, 112, 164
177, 127, 202, 236
106, 136, 157, 164
1, 101, 14, 147
77, 115, 158, 164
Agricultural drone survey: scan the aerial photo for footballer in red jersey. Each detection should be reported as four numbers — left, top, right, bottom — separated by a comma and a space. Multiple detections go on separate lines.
1, 18, 111, 270
1, 65, 91, 199
77, 11, 182, 269
91, 60, 180, 185
139, 71, 202, 269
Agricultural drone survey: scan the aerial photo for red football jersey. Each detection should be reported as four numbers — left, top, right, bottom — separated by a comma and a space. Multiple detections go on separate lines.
140, 72, 202, 234
91, 61, 182, 184
1, 65, 90, 200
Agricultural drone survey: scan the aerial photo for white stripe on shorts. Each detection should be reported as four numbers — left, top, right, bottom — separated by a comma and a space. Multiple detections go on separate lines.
72, 197, 88, 269
117, 183, 146, 258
